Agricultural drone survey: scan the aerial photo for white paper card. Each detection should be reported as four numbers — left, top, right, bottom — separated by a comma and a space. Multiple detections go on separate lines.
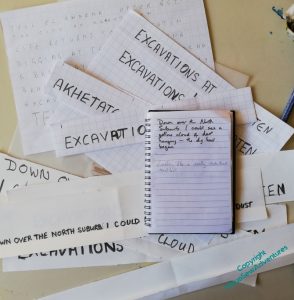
2, 241, 158, 272
0, 152, 78, 196
0, 184, 147, 258
239, 150, 294, 204
1, 0, 213, 155
235, 103, 294, 155
239, 204, 287, 233
235, 163, 267, 223
51, 111, 146, 156
151, 87, 256, 125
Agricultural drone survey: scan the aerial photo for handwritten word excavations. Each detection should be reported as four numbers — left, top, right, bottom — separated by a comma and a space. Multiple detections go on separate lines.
134, 29, 210, 88
119, 50, 185, 101
88, 10, 232, 111
52, 78, 119, 113
51, 113, 146, 156
64, 125, 145, 150
18, 243, 124, 260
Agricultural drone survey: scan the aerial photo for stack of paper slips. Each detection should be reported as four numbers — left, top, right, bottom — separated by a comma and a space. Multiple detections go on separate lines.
0, 0, 294, 299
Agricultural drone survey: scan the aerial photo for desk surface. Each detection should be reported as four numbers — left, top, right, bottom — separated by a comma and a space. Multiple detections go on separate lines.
0, 0, 294, 299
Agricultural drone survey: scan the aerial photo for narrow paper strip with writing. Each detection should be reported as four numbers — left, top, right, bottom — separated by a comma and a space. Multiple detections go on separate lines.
50, 111, 146, 156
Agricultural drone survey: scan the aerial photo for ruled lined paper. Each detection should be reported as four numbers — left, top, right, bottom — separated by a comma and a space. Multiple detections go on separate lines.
146, 110, 233, 233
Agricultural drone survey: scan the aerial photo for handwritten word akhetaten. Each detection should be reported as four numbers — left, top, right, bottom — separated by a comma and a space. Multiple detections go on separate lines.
52, 79, 119, 114
0, 153, 78, 196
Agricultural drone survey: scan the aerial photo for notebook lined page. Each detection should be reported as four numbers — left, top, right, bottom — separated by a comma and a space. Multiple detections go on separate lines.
147, 110, 233, 234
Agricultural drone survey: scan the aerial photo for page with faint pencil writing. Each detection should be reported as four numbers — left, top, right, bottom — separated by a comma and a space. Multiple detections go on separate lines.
146, 110, 233, 233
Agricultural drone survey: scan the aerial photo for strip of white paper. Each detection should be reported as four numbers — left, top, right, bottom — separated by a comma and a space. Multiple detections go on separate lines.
87, 10, 233, 106
162, 87, 256, 125
235, 103, 294, 155
2, 172, 185, 271
1, 241, 158, 272
238, 204, 287, 232
46, 62, 149, 121
50, 111, 146, 156
39, 224, 294, 300
238, 150, 294, 204
1, 183, 147, 258
0, 152, 78, 196
235, 165, 267, 223
0, 0, 213, 155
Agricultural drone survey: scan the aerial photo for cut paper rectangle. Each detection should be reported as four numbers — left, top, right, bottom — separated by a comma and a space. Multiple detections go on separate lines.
1, 183, 147, 258
0, 152, 78, 196
239, 150, 294, 204
238, 204, 287, 232
152, 87, 256, 125
39, 224, 294, 300
8, 126, 104, 178
87, 10, 233, 107
1, 0, 213, 155
235, 163, 267, 223
50, 111, 146, 156
235, 103, 294, 155
46, 62, 149, 120
1, 241, 158, 272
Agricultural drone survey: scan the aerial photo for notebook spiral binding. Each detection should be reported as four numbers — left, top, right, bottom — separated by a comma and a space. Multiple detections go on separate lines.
144, 118, 152, 227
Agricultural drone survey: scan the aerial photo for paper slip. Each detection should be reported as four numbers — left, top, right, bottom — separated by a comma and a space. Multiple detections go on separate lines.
235, 162, 267, 223
238, 204, 287, 233
7, 170, 145, 199
239, 150, 294, 204
2, 171, 176, 270
2, 241, 158, 272
46, 62, 149, 120
154, 87, 256, 125
88, 10, 233, 107
235, 103, 294, 155
87, 101, 294, 174
50, 111, 146, 156
40, 224, 294, 300
0, 152, 78, 196
1, 0, 213, 155
1, 184, 147, 258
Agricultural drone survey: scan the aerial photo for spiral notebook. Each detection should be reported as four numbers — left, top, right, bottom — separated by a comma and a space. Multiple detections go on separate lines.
144, 110, 235, 234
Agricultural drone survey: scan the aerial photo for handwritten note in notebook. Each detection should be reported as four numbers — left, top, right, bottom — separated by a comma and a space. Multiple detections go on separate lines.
144, 110, 234, 234
1, 0, 213, 155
